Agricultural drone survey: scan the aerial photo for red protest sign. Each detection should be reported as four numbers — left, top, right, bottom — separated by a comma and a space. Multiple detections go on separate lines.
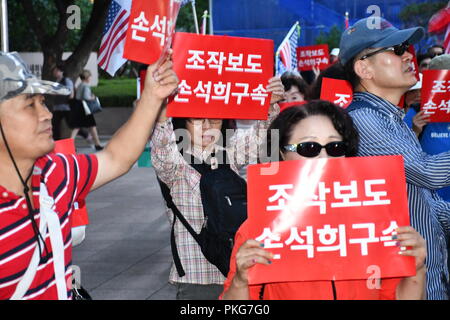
421, 69, 450, 122
167, 32, 274, 119
320, 78, 353, 109
123, 0, 171, 65
246, 156, 415, 285
297, 44, 330, 71
53, 139, 89, 227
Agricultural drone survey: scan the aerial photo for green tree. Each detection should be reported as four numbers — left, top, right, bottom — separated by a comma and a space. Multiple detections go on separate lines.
399, 1, 447, 29
315, 25, 342, 50
10, 0, 110, 82
176, 0, 209, 33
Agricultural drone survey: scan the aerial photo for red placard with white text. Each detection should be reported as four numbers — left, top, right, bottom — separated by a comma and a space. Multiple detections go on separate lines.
420, 69, 450, 122
297, 44, 330, 71
123, 0, 171, 65
246, 156, 415, 285
320, 77, 353, 108
168, 32, 274, 120
53, 139, 89, 227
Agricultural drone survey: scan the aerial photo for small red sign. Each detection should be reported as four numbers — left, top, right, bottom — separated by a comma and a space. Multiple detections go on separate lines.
420, 69, 450, 122
297, 44, 330, 71
320, 78, 353, 109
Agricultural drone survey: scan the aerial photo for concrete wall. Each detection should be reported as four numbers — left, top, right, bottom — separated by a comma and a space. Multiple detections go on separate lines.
19, 52, 99, 87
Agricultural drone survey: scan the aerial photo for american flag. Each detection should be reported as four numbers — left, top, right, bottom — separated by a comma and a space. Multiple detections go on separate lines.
98, 0, 132, 76
276, 22, 300, 76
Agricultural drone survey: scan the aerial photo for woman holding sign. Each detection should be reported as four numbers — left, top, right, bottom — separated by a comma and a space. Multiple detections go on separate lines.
150, 76, 285, 300
221, 101, 427, 300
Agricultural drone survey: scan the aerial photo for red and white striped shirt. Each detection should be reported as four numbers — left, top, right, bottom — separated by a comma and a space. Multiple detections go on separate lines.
0, 153, 98, 300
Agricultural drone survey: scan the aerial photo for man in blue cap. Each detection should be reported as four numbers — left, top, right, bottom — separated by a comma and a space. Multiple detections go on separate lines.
339, 17, 450, 299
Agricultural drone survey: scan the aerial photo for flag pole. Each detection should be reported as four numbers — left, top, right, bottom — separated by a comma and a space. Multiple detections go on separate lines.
191, 1, 200, 34
1, 0, 8, 52
201, 10, 208, 35
208, 0, 214, 35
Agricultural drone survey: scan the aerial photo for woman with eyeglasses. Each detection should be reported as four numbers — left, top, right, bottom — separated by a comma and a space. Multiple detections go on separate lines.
150, 77, 285, 300
221, 100, 427, 300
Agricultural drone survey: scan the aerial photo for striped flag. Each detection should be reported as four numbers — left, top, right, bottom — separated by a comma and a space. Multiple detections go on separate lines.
275, 21, 300, 76
98, 0, 132, 76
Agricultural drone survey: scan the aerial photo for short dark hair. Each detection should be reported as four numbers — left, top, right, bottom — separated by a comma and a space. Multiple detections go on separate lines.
281, 72, 309, 97
171, 117, 236, 152
261, 100, 359, 162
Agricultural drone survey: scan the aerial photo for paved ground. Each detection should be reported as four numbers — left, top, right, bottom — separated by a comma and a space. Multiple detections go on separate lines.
72, 136, 176, 300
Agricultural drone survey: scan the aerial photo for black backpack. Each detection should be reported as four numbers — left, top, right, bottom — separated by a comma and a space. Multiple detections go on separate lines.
157, 151, 247, 277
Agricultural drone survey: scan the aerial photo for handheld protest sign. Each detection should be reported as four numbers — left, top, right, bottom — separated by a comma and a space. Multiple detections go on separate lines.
320, 78, 353, 109
297, 44, 330, 71
246, 156, 415, 285
53, 139, 89, 226
167, 32, 274, 120
421, 69, 450, 122
124, 0, 182, 65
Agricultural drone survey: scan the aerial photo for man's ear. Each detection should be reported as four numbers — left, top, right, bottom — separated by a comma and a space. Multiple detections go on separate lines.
354, 59, 373, 81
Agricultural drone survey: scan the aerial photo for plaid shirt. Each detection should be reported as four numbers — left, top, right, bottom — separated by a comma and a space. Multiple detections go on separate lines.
151, 108, 278, 285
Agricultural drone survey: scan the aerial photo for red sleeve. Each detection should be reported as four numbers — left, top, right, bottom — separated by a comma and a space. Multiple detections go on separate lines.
220, 221, 263, 300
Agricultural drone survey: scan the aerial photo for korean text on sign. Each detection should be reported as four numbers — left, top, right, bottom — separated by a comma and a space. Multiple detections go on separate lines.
246, 156, 415, 284
168, 32, 274, 120
420, 69, 450, 122
296, 44, 330, 71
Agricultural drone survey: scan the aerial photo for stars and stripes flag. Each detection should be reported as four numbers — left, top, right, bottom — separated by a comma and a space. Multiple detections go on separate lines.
98, 0, 132, 76
275, 21, 300, 76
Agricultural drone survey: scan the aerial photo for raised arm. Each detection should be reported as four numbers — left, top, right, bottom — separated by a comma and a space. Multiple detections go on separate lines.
91, 55, 179, 190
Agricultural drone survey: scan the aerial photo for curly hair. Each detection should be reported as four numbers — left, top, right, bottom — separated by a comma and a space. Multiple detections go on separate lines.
260, 100, 359, 162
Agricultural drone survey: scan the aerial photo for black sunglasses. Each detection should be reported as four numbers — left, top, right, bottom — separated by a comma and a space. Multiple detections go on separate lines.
360, 42, 410, 60
283, 141, 347, 158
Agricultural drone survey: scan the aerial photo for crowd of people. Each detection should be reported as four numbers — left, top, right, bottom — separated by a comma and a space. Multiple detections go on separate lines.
0, 16, 450, 300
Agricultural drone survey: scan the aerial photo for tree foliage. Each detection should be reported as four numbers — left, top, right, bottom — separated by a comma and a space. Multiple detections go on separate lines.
399, 1, 447, 29
315, 25, 342, 50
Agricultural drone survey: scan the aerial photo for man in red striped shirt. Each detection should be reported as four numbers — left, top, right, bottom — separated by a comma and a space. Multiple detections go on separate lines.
0, 51, 178, 300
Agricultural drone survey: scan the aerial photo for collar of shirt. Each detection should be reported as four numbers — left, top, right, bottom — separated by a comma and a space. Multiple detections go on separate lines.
185, 143, 225, 163
353, 92, 406, 120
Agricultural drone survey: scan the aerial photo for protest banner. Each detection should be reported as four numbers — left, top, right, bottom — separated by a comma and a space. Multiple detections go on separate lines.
53, 139, 89, 226
124, 0, 183, 65
421, 69, 450, 122
320, 78, 353, 109
246, 156, 415, 284
297, 44, 329, 71
168, 32, 274, 119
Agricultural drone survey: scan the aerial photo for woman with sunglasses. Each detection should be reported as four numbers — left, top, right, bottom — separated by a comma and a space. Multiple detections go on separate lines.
150, 77, 285, 300
221, 100, 427, 300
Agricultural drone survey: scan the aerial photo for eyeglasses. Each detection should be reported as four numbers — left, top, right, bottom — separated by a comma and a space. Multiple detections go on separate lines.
187, 118, 222, 125
283, 141, 347, 158
359, 42, 410, 60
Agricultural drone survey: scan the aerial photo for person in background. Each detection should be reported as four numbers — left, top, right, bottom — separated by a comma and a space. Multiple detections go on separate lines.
330, 48, 340, 64
69, 70, 103, 151
221, 101, 427, 300
50, 65, 74, 141
338, 17, 450, 299
428, 44, 445, 58
280, 71, 309, 103
417, 53, 432, 72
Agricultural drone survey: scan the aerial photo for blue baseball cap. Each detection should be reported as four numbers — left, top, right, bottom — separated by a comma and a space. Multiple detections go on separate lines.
339, 17, 424, 66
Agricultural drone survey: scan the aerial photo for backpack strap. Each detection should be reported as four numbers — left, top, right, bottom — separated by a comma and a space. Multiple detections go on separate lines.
156, 177, 201, 277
